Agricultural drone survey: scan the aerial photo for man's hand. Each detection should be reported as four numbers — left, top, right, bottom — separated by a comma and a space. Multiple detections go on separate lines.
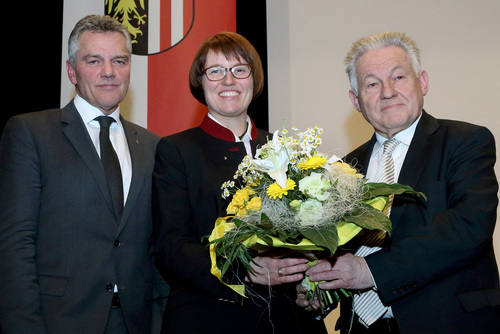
306, 253, 375, 290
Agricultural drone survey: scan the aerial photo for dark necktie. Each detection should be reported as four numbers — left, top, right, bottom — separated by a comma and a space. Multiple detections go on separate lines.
95, 116, 124, 219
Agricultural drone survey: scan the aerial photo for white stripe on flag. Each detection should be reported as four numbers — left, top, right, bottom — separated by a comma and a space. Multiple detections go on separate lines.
61, 1, 104, 107
171, 0, 184, 46
149, 0, 160, 54
125, 55, 148, 127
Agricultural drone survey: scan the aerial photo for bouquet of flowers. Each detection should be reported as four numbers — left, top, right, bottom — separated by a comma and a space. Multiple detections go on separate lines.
208, 125, 425, 311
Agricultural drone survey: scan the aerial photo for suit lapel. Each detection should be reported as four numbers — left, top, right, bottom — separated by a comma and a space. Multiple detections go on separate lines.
61, 101, 115, 213
349, 134, 377, 177
118, 119, 145, 231
390, 111, 440, 229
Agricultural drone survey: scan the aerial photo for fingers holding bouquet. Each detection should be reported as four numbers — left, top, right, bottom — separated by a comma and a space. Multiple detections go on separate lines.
296, 282, 323, 311
294, 253, 374, 314
245, 252, 310, 285
306, 253, 374, 291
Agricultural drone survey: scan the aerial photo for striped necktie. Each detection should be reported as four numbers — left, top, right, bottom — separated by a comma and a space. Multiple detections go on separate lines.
379, 138, 400, 215
353, 137, 400, 327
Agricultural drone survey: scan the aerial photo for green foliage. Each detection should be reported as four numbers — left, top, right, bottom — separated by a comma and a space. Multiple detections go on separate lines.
300, 227, 339, 256
364, 182, 427, 201
343, 204, 392, 235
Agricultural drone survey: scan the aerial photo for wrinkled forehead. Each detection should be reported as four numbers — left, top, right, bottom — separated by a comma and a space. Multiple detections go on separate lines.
356, 46, 412, 75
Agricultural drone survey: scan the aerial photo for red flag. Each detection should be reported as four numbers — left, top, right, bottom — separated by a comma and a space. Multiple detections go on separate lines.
106, 0, 236, 136
147, 1, 236, 136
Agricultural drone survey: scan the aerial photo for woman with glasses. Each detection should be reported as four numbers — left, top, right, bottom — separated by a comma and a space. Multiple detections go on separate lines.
152, 32, 327, 334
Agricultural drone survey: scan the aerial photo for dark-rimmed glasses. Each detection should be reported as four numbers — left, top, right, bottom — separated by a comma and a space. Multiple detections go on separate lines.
202, 64, 253, 81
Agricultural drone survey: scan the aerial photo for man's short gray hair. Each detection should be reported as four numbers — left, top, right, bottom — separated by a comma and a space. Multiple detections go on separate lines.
68, 15, 132, 67
344, 32, 421, 95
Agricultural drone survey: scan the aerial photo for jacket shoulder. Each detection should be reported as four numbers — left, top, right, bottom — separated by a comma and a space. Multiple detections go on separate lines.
122, 119, 160, 149
435, 117, 493, 138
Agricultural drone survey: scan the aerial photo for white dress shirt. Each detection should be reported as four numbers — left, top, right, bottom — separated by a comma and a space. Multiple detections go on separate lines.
73, 94, 132, 204
366, 114, 422, 183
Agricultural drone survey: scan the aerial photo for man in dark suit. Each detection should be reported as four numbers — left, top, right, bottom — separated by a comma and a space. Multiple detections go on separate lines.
298, 32, 500, 333
0, 15, 167, 334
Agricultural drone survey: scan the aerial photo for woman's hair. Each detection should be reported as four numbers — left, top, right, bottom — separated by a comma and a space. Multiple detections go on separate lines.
344, 31, 421, 95
189, 32, 264, 105
68, 15, 132, 68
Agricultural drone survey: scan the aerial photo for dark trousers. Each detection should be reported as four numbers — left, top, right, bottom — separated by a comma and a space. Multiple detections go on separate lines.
104, 296, 129, 334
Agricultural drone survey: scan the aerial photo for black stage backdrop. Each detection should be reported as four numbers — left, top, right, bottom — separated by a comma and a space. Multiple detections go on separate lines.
3, 1, 64, 133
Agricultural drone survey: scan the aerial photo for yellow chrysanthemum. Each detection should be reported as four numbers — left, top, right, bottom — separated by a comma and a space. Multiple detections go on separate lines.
298, 156, 327, 170
334, 162, 364, 178
267, 179, 296, 199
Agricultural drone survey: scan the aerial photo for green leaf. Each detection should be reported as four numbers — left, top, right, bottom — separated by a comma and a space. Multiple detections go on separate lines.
260, 212, 270, 223
232, 218, 245, 228
342, 204, 392, 235
299, 227, 339, 256
363, 182, 427, 201
259, 234, 274, 246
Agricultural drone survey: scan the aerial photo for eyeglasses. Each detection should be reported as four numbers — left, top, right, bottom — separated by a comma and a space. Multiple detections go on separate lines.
202, 64, 253, 81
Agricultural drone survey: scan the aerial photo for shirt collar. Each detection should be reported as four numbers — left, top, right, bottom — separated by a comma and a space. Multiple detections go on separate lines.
373, 113, 422, 153
237, 116, 253, 142
74, 94, 122, 127
205, 113, 254, 142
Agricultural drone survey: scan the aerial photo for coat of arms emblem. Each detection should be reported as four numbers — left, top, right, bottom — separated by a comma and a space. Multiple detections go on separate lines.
105, 0, 194, 55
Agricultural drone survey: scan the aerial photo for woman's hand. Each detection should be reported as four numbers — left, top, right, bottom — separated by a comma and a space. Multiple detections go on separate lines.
244, 252, 310, 285
296, 283, 322, 311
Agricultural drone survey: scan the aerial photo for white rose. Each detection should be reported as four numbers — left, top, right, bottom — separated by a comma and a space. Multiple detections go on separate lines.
297, 199, 323, 226
298, 172, 331, 201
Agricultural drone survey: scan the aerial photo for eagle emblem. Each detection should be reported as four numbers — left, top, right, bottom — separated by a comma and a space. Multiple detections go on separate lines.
105, 0, 194, 55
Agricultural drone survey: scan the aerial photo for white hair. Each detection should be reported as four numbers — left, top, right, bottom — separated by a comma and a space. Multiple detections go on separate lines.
345, 32, 421, 95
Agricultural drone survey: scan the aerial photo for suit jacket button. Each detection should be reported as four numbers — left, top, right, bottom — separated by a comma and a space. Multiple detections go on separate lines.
114, 240, 120, 247
106, 284, 113, 292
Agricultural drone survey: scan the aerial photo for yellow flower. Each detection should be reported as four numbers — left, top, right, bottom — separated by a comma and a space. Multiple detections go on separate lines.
236, 208, 248, 217
226, 201, 240, 215
267, 179, 296, 199
245, 196, 262, 212
334, 162, 364, 178
226, 187, 256, 216
298, 156, 327, 170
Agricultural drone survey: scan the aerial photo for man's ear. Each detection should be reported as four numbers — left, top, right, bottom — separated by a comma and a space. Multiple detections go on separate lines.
349, 90, 361, 112
66, 60, 77, 85
418, 70, 429, 97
